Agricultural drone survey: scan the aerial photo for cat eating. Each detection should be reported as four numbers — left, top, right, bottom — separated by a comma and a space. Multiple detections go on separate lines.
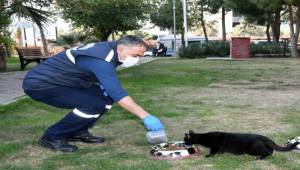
184, 130, 299, 159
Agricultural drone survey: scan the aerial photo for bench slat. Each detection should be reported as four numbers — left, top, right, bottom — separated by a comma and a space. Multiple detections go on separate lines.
15, 47, 51, 70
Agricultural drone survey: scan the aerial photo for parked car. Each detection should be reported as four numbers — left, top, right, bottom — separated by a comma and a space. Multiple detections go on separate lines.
158, 35, 206, 56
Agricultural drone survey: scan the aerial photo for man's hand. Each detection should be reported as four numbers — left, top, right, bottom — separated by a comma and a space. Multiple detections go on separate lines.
142, 114, 164, 131
117, 96, 165, 131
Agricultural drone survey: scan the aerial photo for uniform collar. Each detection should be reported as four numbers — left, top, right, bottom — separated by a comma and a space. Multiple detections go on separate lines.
109, 41, 123, 66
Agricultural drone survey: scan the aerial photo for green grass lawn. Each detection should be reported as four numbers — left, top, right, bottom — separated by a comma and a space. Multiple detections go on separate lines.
1, 58, 300, 170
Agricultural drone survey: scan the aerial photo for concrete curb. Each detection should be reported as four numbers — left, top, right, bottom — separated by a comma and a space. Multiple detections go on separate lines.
0, 95, 28, 106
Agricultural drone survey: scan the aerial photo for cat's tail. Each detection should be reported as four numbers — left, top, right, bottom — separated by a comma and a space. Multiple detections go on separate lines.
268, 140, 299, 152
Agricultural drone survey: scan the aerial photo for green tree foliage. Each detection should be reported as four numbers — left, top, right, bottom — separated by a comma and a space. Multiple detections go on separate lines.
0, 0, 52, 71
251, 0, 284, 42
225, 0, 274, 41
252, 0, 299, 57
150, 0, 183, 43
49, 31, 95, 48
0, 0, 12, 42
1, 0, 53, 55
9, 0, 53, 55
57, 0, 148, 41
0, 0, 11, 71
150, 0, 199, 45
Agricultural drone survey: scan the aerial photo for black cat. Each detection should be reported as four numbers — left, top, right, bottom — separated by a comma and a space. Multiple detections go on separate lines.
184, 130, 299, 159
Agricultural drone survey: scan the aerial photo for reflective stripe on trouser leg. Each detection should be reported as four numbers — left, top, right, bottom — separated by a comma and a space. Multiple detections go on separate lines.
43, 109, 99, 139
105, 105, 112, 110
75, 105, 112, 135
73, 108, 100, 118
78, 105, 112, 131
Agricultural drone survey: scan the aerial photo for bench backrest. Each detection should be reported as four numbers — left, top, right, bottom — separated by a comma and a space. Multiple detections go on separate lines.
16, 47, 43, 58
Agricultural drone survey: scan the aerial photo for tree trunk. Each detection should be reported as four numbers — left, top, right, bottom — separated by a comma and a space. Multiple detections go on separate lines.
266, 23, 271, 42
222, 6, 226, 41
181, 30, 185, 47
200, 4, 208, 42
288, 4, 299, 58
0, 45, 7, 72
100, 31, 112, 41
271, 9, 281, 43
37, 24, 48, 56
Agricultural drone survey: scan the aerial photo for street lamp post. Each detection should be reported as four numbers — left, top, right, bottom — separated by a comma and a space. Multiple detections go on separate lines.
173, 0, 177, 56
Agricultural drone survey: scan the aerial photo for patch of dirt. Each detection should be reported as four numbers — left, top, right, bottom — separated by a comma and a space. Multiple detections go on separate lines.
159, 78, 300, 135
172, 83, 300, 109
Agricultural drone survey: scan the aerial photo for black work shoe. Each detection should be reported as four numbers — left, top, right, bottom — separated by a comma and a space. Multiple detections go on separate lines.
38, 137, 78, 152
66, 132, 106, 143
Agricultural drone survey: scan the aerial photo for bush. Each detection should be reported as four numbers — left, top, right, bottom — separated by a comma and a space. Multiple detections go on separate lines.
250, 43, 286, 57
179, 41, 230, 58
48, 32, 97, 48
0, 35, 15, 57
179, 41, 291, 58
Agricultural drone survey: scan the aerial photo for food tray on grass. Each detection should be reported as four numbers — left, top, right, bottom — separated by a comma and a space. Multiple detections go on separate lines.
149, 141, 201, 160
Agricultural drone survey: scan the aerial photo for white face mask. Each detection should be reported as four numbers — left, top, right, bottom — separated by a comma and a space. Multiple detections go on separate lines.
120, 55, 139, 68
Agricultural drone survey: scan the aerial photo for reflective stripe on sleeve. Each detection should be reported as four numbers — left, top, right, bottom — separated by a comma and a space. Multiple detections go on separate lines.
105, 50, 114, 62
66, 49, 76, 64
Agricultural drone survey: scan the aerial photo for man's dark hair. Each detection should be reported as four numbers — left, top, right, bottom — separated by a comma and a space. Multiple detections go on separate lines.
117, 35, 147, 48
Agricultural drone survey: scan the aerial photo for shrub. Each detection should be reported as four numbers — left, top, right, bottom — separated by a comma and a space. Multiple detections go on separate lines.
250, 43, 287, 57
179, 41, 230, 58
179, 41, 292, 58
0, 35, 15, 57
48, 32, 97, 48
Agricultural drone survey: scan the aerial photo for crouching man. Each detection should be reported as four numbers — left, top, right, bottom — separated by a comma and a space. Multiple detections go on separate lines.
22, 35, 164, 152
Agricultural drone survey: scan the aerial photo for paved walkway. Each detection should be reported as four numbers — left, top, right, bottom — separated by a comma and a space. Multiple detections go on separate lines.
0, 57, 155, 105
0, 71, 28, 105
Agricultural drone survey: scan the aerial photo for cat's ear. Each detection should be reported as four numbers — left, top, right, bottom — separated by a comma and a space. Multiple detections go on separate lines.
189, 130, 195, 134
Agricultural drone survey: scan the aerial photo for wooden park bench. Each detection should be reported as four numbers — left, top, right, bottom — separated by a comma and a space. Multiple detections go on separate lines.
15, 47, 51, 70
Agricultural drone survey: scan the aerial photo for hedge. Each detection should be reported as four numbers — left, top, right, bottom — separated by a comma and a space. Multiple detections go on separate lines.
178, 41, 230, 58
179, 41, 290, 58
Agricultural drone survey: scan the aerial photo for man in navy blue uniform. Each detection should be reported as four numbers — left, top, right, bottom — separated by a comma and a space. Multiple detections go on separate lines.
23, 36, 164, 152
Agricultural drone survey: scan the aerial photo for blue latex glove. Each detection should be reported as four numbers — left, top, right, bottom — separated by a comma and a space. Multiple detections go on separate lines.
142, 115, 164, 131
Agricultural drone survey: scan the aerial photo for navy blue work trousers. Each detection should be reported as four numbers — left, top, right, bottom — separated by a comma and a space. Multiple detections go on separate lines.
24, 85, 114, 140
